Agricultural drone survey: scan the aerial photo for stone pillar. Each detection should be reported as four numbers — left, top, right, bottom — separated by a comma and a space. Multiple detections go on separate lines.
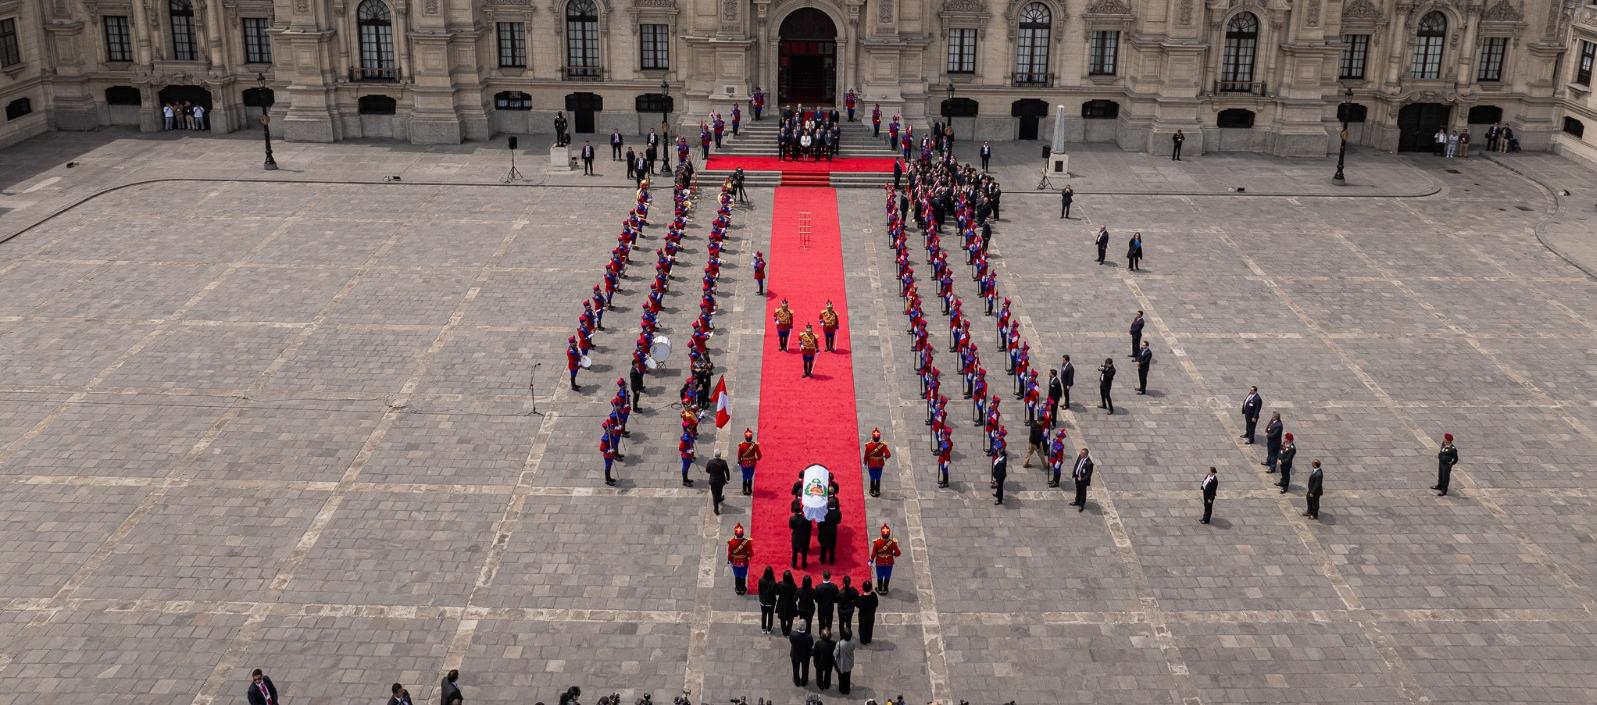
43, 19, 103, 131
275, 0, 341, 142
403, 0, 464, 144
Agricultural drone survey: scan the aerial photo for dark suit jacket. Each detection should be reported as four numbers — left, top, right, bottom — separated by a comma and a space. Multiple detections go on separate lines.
789, 514, 812, 548
991, 455, 1008, 482
1130, 317, 1145, 335
246, 677, 279, 705
1096, 231, 1110, 248
1137, 348, 1153, 370
815, 582, 839, 618
1048, 378, 1064, 401
1062, 363, 1075, 387
1202, 476, 1218, 500
1099, 365, 1115, 390
440, 679, 463, 705
1307, 469, 1324, 497
1242, 393, 1263, 418
706, 458, 730, 488
1073, 457, 1094, 485
813, 637, 837, 669
837, 586, 859, 616
789, 630, 814, 660
1265, 420, 1283, 448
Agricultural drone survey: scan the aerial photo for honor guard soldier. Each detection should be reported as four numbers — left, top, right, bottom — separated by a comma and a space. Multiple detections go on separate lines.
819, 301, 841, 352
863, 428, 892, 497
727, 523, 754, 595
737, 429, 763, 495
753, 252, 767, 294
565, 336, 582, 390
935, 429, 953, 488
600, 420, 619, 486
870, 524, 901, 595
798, 324, 820, 377
1435, 433, 1458, 496
1048, 428, 1068, 487
678, 430, 696, 487
774, 300, 795, 351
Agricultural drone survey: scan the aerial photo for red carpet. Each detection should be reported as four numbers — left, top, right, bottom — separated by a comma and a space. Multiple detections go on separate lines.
704, 156, 896, 174
749, 187, 870, 582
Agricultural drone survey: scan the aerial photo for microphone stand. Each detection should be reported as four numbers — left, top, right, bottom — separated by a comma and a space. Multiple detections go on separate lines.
528, 362, 545, 416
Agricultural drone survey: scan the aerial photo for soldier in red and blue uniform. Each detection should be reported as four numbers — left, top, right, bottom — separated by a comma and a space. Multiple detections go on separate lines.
753, 251, 767, 294
600, 420, 619, 486
935, 424, 953, 488
679, 430, 696, 487
972, 367, 988, 425
566, 336, 582, 390
1048, 427, 1068, 488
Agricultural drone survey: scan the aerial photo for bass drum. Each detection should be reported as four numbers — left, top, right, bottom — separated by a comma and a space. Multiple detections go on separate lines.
650, 335, 672, 364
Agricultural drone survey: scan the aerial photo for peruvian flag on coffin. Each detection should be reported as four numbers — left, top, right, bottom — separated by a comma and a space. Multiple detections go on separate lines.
714, 376, 731, 428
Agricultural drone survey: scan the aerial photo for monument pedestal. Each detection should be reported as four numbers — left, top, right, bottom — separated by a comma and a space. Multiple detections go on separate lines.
549, 145, 573, 170
1049, 151, 1070, 176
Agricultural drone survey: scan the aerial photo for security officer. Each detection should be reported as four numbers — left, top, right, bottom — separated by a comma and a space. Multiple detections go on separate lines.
870, 524, 901, 595
1070, 447, 1093, 512
1305, 459, 1324, 519
774, 299, 795, 351
581, 140, 596, 175
798, 324, 820, 378
727, 523, 754, 595
1129, 310, 1145, 359
863, 428, 891, 497
1095, 226, 1110, 264
737, 428, 763, 495
1240, 385, 1263, 444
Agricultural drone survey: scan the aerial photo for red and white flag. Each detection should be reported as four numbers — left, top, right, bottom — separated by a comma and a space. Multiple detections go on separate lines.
713, 376, 731, 428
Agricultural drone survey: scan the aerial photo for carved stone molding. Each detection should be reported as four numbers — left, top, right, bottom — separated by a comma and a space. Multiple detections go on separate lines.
1085, 0, 1130, 14
1179, 0, 1194, 25
1305, 0, 1319, 25
1480, 0, 1520, 20
1341, 0, 1381, 19
943, 0, 984, 11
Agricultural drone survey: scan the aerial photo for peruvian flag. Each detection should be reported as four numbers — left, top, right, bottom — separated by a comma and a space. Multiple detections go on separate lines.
713, 376, 731, 428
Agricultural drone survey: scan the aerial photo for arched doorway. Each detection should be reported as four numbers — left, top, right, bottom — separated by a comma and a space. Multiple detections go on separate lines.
1397, 102, 1451, 152
158, 85, 214, 131
778, 8, 837, 106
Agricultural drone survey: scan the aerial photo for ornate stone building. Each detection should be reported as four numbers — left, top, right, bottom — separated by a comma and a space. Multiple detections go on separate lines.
2, 0, 1595, 158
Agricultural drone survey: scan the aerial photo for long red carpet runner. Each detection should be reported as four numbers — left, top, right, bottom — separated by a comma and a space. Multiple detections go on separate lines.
749, 187, 870, 581
704, 156, 897, 174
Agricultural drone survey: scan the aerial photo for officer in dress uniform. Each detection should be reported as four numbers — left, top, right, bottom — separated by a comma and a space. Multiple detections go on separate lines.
870, 524, 901, 595
678, 430, 696, 487
753, 252, 767, 294
727, 523, 754, 595
565, 336, 582, 390
863, 428, 892, 497
1277, 433, 1296, 493
737, 428, 763, 495
819, 301, 841, 352
1048, 427, 1068, 488
600, 420, 618, 486
1435, 433, 1459, 496
798, 324, 820, 378
774, 300, 795, 351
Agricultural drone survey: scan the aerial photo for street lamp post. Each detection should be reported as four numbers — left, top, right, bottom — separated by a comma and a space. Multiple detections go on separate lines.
660, 79, 672, 172
257, 73, 278, 171
1333, 86, 1352, 184
945, 81, 955, 118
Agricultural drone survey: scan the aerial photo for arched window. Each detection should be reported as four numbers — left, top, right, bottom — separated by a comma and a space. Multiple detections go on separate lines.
1565, 117, 1586, 138
358, 0, 396, 80
566, 0, 600, 79
169, 0, 197, 60
1014, 3, 1052, 85
1217, 108, 1255, 128
1410, 11, 1447, 79
1220, 12, 1258, 90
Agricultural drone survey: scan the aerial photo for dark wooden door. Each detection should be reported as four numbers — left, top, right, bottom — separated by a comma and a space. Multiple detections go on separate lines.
1397, 103, 1451, 152
1018, 115, 1040, 140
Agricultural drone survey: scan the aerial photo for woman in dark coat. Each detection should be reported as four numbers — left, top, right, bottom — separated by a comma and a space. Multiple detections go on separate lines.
776, 571, 798, 636
757, 566, 778, 634
855, 580, 879, 645
797, 575, 816, 630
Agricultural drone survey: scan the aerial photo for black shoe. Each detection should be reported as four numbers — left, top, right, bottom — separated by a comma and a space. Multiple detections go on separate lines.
1279, 489, 1288, 494
684, 479, 695, 487
605, 479, 617, 486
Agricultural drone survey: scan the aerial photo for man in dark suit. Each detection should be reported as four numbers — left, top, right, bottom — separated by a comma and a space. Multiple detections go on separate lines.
1200, 467, 1218, 524
789, 625, 814, 686
580, 141, 595, 175
980, 142, 992, 171
992, 445, 1009, 505
789, 509, 811, 568
1060, 185, 1074, 219
1136, 342, 1153, 394
1060, 355, 1074, 409
246, 669, 278, 705
705, 450, 729, 515
1070, 448, 1093, 511
813, 628, 837, 690
1047, 369, 1063, 422
814, 571, 839, 633
1240, 386, 1263, 444
1263, 412, 1284, 471
1129, 310, 1145, 358
1305, 460, 1324, 519
1095, 226, 1110, 264
609, 130, 624, 160
893, 159, 903, 190
440, 670, 463, 705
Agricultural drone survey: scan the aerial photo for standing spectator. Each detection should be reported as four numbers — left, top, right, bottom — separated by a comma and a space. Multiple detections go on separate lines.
1022, 417, 1046, 468
855, 581, 879, 644
980, 142, 992, 171
834, 632, 857, 694
836, 575, 858, 639
1095, 226, 1110, 264
1446, 130, 1459, 158
163, 103, 175, 131
1240, 385, 1263, 444
1263, 412, 1284, 471
1070, 448, 1093, 512
246, 669, 278, 705
1200, 467, 1218, 524
610, 129, 623, 160
1098, 358, 1116, 414
1458, 128, 1470, 158
625, 147, 638, 179
1171, 129, 1184, 160
788, 508, 811, 568
991, 442, 1008, 505
817, 497, 841, 563
440, 670, 463, 705
796, 576, 816, 630
1060, 185, 1074, 219
1433, 127, 1446, 156
789, 625, 813, 687
1126, 232, 1144, 271
193, 102, 206, 130
1129, 310, 1145, 358
1486, 123, 1499, 152
814, 571, 839, 633
389, 683, 412, 705
1136, 342, 1153, 394
581, 141, 596, 175
1435, 432, 1458, 496
757, 567, 778, 633
1305, 459, 1324, 519
1277, 433, 1296, 493
776, 570, 799, 635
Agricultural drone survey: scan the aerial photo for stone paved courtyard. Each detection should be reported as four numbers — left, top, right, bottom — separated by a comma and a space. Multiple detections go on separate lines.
2, 133, 1597, 705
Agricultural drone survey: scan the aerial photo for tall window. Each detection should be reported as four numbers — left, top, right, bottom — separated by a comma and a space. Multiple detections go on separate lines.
1577, 40, 1595, 86
640, 23, 668, 70
357, 0, 395, 79
1014, 2, 1051, 84
1477, 36, 1506, 82
565, 0, 600, 78
243, 18, 272, 64
0, 18, 21, 67
1410, 11, 1446, 79
1339, 34, 1369, 79
497, 22, 526, 67
947, 28, 976, 74
1221, 12, 1258, 86
169, 0, 197, 60
103, 16, 133, 62
1088, 30, 1119, 75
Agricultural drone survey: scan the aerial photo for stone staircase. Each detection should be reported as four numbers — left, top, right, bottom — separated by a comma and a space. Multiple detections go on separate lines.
698, 118, 897, 189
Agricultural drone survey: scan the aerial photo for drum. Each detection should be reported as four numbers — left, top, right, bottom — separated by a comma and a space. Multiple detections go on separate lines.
579, 355, 592, 369
650, 335, 673, 364
644, 356, 658, 370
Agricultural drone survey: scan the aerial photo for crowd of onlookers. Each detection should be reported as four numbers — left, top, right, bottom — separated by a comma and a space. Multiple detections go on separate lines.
162, 101, 208, 131
1433, 123, 1519, 157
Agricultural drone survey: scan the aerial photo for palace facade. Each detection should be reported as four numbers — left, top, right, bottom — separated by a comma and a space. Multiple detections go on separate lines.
2, 0, 1596, 159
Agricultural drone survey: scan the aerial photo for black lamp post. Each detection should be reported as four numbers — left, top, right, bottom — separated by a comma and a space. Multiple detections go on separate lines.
660, 79, 671, 171
1333, 86, 1352, 184
257, 73, 278, 171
